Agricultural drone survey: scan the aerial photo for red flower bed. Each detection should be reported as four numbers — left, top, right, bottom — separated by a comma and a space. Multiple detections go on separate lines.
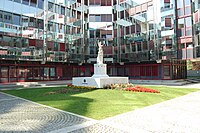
125, 86, 160, 93
67, 84, 73, 87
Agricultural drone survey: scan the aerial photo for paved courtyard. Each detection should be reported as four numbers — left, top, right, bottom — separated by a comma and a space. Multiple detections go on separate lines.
0, 86, 200, 133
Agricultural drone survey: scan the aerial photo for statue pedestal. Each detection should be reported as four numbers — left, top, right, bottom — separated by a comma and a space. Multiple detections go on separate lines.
73, 63, 128, 88
92, 64, 109, 78
72, 77, 128, 88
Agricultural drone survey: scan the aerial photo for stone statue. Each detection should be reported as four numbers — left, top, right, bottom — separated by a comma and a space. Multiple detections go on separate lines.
97, 41, 104, 64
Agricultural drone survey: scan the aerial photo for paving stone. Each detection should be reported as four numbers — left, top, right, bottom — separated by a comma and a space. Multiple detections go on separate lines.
68, 123, 128, 133
0, 93, 16, 101
103, 91, 200, 133
0, 93, 90, 133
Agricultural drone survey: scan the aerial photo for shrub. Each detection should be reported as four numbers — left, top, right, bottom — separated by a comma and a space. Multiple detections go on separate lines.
67, 85, 96, 90
104, 83, 134, 90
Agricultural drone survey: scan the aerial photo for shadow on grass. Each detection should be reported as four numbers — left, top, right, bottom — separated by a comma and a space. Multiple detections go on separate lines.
2, 87, 96, 117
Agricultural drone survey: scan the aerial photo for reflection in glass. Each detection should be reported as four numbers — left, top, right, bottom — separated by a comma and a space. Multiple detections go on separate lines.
185, 7, 191, 15
184, 0, 191, 6
177, 0, 183, 8
30, 0, 37, 7
38, 0, 44, 9
48, 2, 54, 12
22, 0, 29, 5
185, 17, 191, 27
13, 14, 21, 25
14, 0, 21, 3
0, 11, 3, 22
4, 12, 12, 24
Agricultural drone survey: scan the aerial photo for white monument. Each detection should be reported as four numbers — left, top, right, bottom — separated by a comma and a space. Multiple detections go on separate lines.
92, 41, 109, 78
72, 41, 128, 88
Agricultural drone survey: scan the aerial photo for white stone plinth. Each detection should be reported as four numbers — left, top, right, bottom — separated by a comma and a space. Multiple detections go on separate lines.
92, 64, 109, 78
72, 77, 128, 88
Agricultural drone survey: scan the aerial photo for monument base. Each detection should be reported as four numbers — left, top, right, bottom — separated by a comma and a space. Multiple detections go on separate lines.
72, 77, 128, 88
92, 64, 109, 78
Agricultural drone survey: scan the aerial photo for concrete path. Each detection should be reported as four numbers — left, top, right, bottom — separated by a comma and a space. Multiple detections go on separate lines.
103, 91, 200, 133
1, 88, 200, 132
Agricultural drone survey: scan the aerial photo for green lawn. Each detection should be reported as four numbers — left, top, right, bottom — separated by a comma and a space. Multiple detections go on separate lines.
2, 86, 199, 120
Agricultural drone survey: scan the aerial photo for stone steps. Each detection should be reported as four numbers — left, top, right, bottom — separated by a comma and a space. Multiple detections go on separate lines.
129, 79, 190, 86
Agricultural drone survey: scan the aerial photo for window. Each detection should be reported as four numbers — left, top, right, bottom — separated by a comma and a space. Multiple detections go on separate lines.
38, 0, 44, 9
30, 0, 37, 7
1, 67, 8, 78
101, 14, 112, 22
89, 15, 95, 22
12, 14, 21, 25
95, 15, 101, 22
177, 29, 184, 37
185, 6, 191, 15
95, 0, 100, 5
14, 0, 21, 3
101, 0, 106, 6
165, 18, 172, 27
96, 29, 100, 38
22, 16, 29, 26
22, 0, 29, 5
178, 18, 184, 29
131, 25, 135, 33
55, 4, 59, 14
186, 27, 192, 36
177, 0, 183, 8
107, 0, 112, 6
184, 0, 191, 6
38, 19, 44, 29
120, 11, 124, 19
137, 43, 141, 51
61, 6, 65, 15
166, 38, 172, 46
4, 13, 12, 23
177, 9, 184, 16
48, 2, 54, 12
89, 0, 95, 5
185, 17, 192, 27
0, 11, 3, 22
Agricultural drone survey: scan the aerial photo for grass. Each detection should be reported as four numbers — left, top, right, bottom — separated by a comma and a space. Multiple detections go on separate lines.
2, 86, 199, 120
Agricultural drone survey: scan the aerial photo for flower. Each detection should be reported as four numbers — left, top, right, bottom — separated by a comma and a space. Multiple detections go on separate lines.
125, 86, 160, 93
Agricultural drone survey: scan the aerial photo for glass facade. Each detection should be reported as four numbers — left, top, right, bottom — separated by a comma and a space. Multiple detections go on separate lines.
1, 0, 198, 83
0, 0, 88, 63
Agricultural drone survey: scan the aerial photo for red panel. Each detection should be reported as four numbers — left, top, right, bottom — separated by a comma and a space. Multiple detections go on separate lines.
145, 66, 151, 76
114, 29, 117, 37
29, 39, 36, 46
56, 67, 62, 77
164, 0, 170, 3
36, 40, 43, 48
103, 46, 112, 54
107, 0, 111, 6
135, 66, 140, 76
59, 43, 65, 52
140, 67, 145, 76
0, 50, 7, 55
193, 11, 199, 24
152, 66, 158, 76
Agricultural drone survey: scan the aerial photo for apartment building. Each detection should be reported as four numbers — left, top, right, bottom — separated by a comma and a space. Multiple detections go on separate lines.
1, 0, 197, 83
